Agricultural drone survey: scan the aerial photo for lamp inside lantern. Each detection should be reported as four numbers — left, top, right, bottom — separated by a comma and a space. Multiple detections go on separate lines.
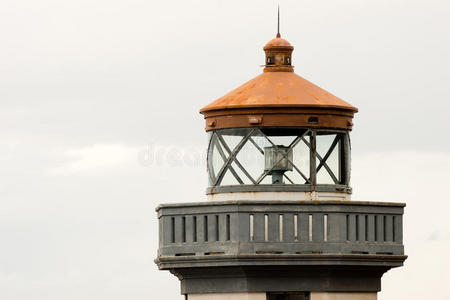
264, 145, 293, 184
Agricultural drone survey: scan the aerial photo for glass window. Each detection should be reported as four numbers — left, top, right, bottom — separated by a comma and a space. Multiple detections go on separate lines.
207, 128, 349, 188
316, 133, 340, 184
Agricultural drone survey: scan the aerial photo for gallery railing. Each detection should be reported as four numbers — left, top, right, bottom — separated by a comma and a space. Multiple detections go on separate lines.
156, 201, 404, 264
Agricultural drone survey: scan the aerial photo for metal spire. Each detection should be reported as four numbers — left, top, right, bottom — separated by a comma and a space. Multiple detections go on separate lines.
277, 5, 281, 38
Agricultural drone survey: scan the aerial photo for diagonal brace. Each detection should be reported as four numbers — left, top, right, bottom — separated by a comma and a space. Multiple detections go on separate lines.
255, 129, 311, 184
217, 133, 257, 184
213, 129, 255, 186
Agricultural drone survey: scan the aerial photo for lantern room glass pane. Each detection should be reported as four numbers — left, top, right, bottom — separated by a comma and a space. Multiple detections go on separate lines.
316, 133, 340, 184
235, 136, 265, 181
207, 128, 348, 188
220, 167, 241, 185
230, 160, 253, 184
220, 134, 241, 152
287, 138, 310, 183
209, 138, 221, 182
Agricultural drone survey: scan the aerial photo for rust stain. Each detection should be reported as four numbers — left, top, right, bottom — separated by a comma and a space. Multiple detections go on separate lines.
200, 72, 358, 113
199, 34, 358, 131
263, 37, 294, 50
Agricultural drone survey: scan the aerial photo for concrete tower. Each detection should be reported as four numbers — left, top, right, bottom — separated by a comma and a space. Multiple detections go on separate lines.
155, 32, 407, 300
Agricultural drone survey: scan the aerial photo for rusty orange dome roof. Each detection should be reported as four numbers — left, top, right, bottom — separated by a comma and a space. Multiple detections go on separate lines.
200, 71, 357, 112
200, 35, 358, 131
263, 36, 294, 50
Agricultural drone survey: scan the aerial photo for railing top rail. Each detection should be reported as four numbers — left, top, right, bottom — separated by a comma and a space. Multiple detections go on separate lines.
156, 200, 406, 212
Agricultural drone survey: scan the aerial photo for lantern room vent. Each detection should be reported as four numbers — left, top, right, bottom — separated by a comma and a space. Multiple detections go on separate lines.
308, 117, 319, 124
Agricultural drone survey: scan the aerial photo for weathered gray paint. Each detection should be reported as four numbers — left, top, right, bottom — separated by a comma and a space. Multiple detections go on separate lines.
171, 265, 393, 294
155, 200, 406, 294
206, 185, 352, 194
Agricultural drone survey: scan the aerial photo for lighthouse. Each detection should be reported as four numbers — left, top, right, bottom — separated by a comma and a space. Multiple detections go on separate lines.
155, 31, 406, 300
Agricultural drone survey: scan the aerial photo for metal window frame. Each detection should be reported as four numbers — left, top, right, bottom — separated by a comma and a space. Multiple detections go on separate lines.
207, 127, 350, 189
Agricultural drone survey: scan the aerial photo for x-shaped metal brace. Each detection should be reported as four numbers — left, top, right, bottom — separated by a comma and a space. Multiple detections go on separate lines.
212, 129, 256, 186
255, 128, 311, 184
209, 128, 342, 187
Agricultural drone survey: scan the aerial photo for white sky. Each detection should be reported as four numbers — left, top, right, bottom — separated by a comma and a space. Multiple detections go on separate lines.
1, 0, 449, 299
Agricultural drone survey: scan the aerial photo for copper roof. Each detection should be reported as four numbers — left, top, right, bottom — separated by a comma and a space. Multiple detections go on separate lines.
200, 71, 358, 113
200, 35, 357, 131
263, 37, 294, 50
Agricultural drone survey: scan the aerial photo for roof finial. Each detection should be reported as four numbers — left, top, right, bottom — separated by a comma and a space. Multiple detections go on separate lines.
276, 5, 281, 38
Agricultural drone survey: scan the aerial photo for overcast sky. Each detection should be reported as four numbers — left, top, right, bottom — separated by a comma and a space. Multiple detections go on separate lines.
1, 0, 449, 299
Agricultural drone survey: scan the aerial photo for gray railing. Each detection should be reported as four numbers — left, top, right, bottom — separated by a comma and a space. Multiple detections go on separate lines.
157, 201, 404, 258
